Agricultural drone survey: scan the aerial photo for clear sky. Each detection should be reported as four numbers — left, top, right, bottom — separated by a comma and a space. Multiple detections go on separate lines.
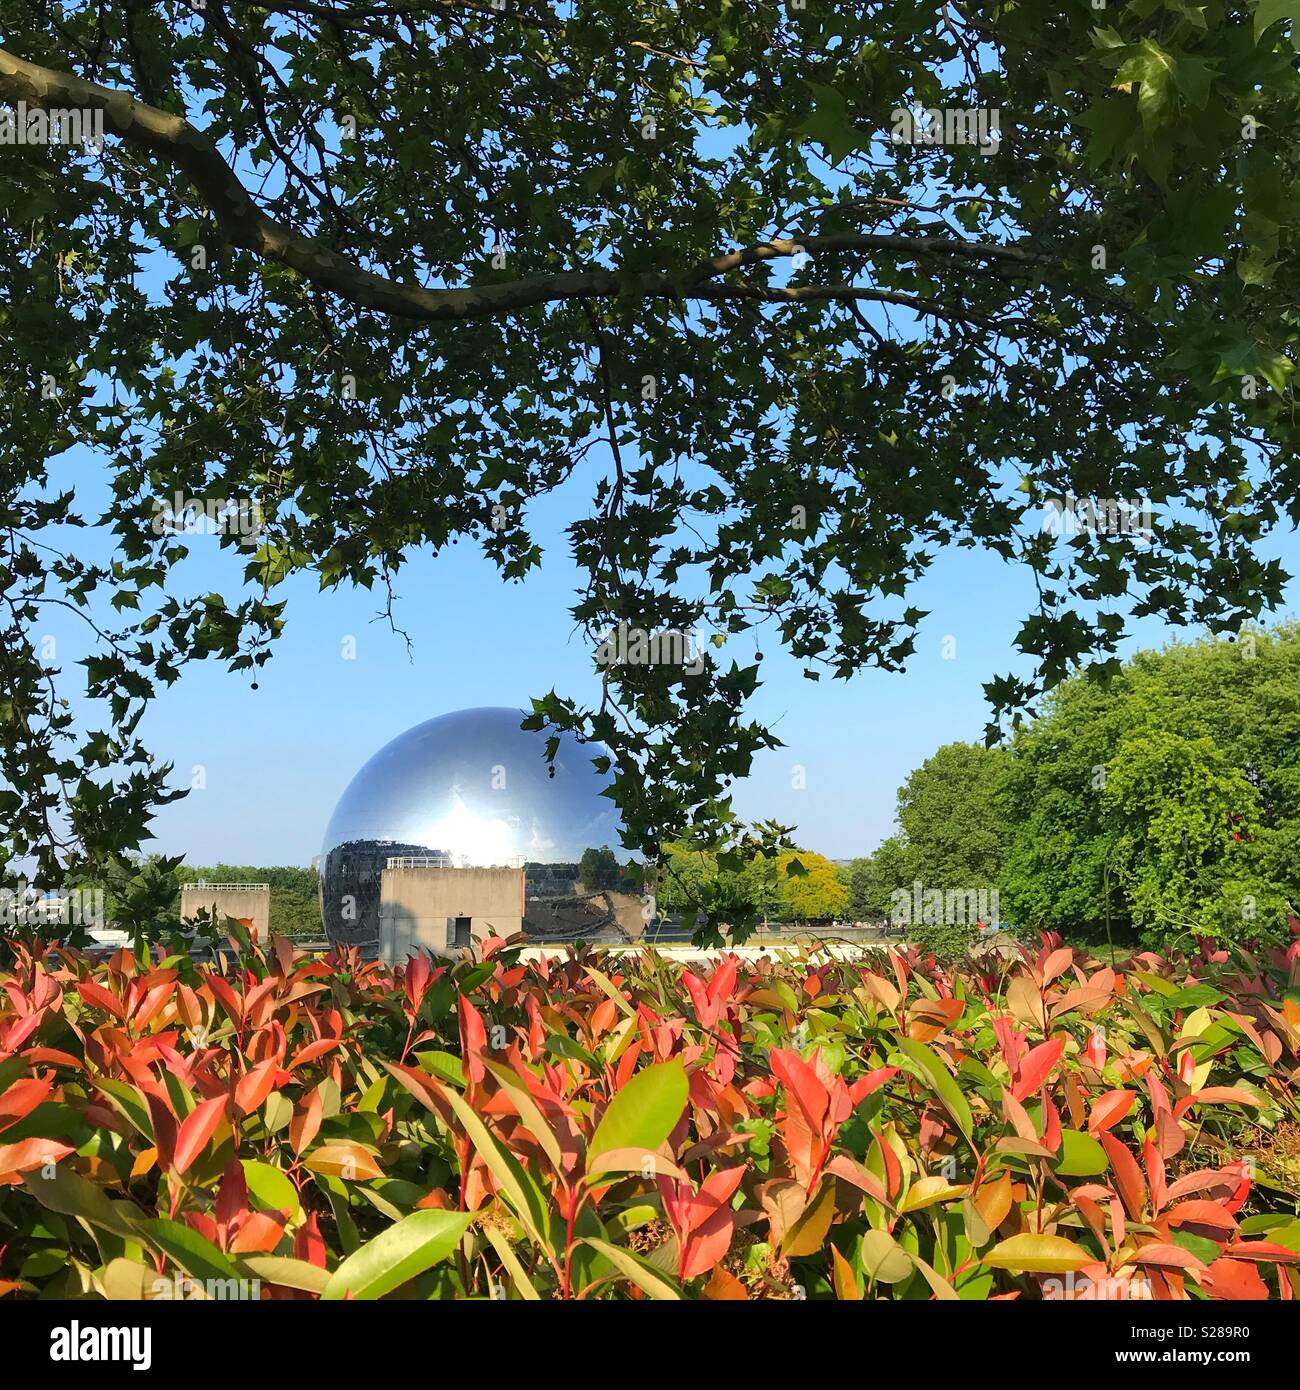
40, 445, 1300, 870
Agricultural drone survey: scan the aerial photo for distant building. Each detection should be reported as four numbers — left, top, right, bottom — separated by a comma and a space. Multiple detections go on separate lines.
319, 708, 638, 959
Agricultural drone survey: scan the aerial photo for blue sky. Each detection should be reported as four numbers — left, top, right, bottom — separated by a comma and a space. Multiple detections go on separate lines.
41, 446, 1300, 869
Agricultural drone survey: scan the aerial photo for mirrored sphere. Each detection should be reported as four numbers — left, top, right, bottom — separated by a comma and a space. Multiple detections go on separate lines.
319, 707, 629, 948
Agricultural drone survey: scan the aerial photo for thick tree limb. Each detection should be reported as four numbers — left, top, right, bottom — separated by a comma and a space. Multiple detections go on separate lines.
0, 45, 1052, 323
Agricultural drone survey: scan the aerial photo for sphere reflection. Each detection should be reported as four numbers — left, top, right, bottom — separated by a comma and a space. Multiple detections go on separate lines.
319, 707, 632, 948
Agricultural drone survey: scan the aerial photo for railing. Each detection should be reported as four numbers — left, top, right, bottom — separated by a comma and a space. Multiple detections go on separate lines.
385, 855, 526, 870
182, 883, 271, 891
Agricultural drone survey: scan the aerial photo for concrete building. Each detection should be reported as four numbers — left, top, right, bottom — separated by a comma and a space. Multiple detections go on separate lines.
379, 860, 524, 959
180, 882, 271, 936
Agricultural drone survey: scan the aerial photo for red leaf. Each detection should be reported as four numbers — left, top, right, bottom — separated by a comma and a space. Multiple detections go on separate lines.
234, 1060, 278, 1115
679, 1203, 737, 1281
216, 1157, 248, 1243
1011, 1039, 1063, 1103
0, 1137, 73, 1177
75, 980, 126, 1021
173, 1095, 228, 1174
1143, 1137, 1167, 1213
769, 1048, 829, 1128
1201, 1257, 1270, 1300
1099, 1131, 1147, 1221
286, 1038, 340, 1072
847, 1066, 897, 1106
0, 1076, 52, 1129
294, 1211, 326, 1268
205, 975, 244, 1025
1130, 1241, 1207, 1271
144, 1090, 178, 1170
1223, 1240, 1300, 1264
457, 993, 487, 1086
1166, 1200, 1238, 1235
1088, 1089, 1135, 1135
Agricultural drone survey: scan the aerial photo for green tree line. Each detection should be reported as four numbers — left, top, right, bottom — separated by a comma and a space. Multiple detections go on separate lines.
839, 625, 1300, 950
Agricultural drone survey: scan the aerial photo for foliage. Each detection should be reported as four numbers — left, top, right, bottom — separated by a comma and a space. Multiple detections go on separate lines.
894, 743, 1011, 894
771, 851, 850, 922
1, 920, 1299, 1301
999, 625, 1300, 948
859, 837, 917, 922
658, 843, 847, 926
837, 858, 875, 921
859, 741, 1012, 928
3, 2, 1299, 908
578, 847, 622, 893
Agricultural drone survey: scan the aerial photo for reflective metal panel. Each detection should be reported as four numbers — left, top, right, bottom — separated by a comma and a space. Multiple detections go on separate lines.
319, 707, 628, 947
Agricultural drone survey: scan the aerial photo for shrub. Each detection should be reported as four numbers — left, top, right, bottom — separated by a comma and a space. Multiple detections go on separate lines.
0, 920, 1298, 1300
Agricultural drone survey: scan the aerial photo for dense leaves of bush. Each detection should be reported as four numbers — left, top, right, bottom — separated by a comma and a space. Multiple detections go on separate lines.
1, 923, 1299, 1300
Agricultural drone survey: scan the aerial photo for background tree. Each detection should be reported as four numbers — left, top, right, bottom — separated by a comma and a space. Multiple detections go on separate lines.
836, 856, 875, 920
1, 3, 1298, 942
859, 837, 915, 921
894, 741, 1010, 892
999, 623, 1300, 947
578, 845, 621, 892
772, 850, 850, 922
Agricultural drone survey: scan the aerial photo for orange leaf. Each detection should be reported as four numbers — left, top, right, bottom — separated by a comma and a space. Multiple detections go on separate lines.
303, 1143, 383, 1181
1166, 1200, 1238, 1235
702, 1265, 748, 1301
974, 1173, 1014, 1232
173, 1095, 228, 1174
1201, 1257, 1270, 1300
287, 1038, 340, 1071
1189, 1087, 1260, 1107
831, 1245, 860, 1300
234, 1060, 278, 1116
0, 1077, 52, 1128
290, 1087, 323, 1156
230, 1211, 288, 1254
1088, 1089, 1135, 1135
0, 1138, 73, 1178
1098, 1131, 1147, 1221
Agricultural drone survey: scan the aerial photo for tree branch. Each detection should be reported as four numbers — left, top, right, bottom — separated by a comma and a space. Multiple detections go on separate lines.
0, 45, 1054, 325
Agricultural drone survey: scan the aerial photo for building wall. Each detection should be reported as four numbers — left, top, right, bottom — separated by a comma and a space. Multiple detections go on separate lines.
379, 866, 524, 961
180, 885, 271, 937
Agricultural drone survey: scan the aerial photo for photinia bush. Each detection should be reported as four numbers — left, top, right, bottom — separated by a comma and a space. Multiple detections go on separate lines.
0, 920, 1298, 1300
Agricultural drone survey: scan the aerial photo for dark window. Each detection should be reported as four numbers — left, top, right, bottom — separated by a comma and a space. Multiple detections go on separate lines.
452, 917, 471, 947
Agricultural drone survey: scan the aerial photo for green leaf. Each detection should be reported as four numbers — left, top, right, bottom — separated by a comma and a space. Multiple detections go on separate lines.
896, 1038, 974, 1148
413, 1050, 465, 1087
1254, 0, 1300, 45
984, 1233, 1092, 1273
481, 1223, 541, 1300
236, 1254, 331, 1295
21, 1165, 139, 1241
1113, 40, 1178, 128
133, 1218, 241, 1285
321, 1208, 473, 1301
578, 1237, 681, 1300
859, 1229, 914, 1284
587, 1059, 688, 1168
1054, 1129, 1110, 1177
241, 1159, 300, 1216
